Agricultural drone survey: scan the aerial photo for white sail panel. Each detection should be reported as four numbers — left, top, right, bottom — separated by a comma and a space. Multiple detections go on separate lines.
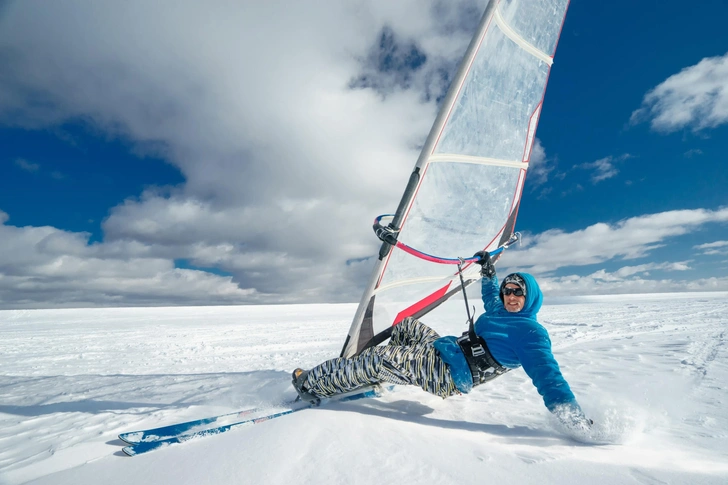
436, 23, 551, 161
341, 0, 570, 358
381, 162, 523, 285
499, 0, 569, 55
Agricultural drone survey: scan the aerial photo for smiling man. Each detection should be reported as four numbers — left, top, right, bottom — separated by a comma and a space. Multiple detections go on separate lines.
292, 251, 592, 432
501, 273, 528, 312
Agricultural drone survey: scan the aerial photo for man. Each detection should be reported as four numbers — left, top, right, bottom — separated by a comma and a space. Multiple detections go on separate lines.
292, 251, 591, 430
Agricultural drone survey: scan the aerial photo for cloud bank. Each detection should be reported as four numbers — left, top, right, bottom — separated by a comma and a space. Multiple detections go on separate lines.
0, 0, 485, 308
3, 203, 728, 308
505, 207, 728, 274
1, 2, 727, 308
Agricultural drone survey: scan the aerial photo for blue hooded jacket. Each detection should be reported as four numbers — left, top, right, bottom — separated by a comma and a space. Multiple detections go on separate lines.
433, 272, 579, 413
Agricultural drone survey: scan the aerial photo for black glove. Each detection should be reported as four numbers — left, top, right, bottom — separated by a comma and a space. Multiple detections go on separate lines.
473, 250, 496, 279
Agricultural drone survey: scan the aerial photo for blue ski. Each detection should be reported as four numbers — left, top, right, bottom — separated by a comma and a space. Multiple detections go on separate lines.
121, 385, 383, 456
119, 401, 297, 445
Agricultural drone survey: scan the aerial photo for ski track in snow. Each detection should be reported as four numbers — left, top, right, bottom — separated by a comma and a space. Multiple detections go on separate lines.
0, 294, 727, 484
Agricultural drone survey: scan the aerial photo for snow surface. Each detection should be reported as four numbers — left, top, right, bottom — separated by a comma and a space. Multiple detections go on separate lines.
1, 293, 727, 484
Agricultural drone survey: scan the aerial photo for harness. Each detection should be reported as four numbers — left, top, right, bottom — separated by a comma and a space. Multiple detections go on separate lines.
456, 259, 510, 387
456, 331, 509, 386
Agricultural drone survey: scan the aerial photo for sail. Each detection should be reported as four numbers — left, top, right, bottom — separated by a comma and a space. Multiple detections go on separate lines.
341, 0, 570, 358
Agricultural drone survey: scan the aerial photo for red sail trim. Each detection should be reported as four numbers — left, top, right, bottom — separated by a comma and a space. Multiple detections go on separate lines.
392, 282, 452, 326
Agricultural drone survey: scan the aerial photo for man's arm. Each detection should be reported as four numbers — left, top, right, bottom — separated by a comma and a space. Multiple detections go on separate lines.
515, 327, 577, 409
514, 327, 590, 429
481, 274, 501, 314
474, 251, 501, 314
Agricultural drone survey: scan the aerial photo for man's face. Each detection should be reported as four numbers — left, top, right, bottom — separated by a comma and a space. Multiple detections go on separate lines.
503, 284, 525, 313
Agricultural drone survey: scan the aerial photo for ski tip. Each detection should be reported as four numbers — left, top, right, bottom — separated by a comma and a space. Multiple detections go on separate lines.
118, 432, 142, 445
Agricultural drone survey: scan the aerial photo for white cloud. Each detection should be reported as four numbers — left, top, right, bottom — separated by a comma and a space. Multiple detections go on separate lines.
0, 221, 255, 309
14, 158, 39, 172
526, 138, 552, 186
510, 258, 706, 297
533, 261, 722, 297
13, 157, 66, 179
503, 207, 728, 274
683, 148, 703, 158
694, 240, 728, 255
538, 273, 728, 296
630, 51, 728, 132
574, 154, 632, 184
610, 261, 691, 278
694, 240, 728, 249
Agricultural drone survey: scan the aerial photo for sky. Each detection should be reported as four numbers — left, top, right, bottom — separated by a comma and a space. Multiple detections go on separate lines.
0, 0, 727, 309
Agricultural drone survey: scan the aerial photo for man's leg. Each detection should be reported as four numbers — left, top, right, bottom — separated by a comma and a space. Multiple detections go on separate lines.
388, 317, 441, 347
303, 340, 457, 399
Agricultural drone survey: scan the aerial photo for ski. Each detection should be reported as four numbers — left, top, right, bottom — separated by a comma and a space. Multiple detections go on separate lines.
119, 401, 297, 445
121, 385, 383, 457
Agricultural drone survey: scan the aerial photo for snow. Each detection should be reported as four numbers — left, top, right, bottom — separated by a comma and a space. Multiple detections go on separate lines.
1, 293, 727, 484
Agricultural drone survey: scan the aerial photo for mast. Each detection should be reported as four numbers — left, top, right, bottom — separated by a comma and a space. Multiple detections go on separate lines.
341, 1, 500, 357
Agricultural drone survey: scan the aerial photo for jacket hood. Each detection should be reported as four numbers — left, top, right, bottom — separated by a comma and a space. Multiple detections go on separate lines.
510, 272, 542, 316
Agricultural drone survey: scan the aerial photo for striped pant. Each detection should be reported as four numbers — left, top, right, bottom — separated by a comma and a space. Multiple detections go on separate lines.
304, 318, 459, 399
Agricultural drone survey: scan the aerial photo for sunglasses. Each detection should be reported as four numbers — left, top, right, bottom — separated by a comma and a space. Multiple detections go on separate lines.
502, 287, 524, 297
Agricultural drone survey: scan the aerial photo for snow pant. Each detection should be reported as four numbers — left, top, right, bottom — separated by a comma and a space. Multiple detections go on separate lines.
304, 317, 459, 399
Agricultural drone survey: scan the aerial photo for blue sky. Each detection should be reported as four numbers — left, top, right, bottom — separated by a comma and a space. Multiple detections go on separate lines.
528, 0, 728, 230
0, 0, 727, 309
